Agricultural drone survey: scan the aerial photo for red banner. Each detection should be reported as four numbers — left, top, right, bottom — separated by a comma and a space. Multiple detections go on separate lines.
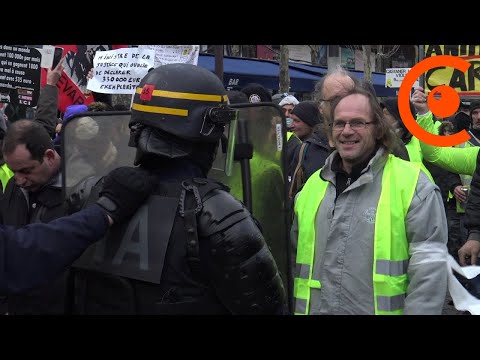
40, 45, 128, 113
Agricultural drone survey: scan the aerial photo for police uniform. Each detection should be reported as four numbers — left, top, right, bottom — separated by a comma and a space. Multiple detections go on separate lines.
69, 64, 287, 315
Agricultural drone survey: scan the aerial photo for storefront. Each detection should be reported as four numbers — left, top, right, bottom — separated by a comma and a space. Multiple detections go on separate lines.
198, 54, 397, 97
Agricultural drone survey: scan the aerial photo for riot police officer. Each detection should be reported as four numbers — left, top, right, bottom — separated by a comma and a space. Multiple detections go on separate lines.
69, 63, 287, 315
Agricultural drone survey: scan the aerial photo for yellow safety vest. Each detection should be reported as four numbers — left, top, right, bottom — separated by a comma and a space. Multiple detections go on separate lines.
0, 163, 13, 192
406, 136, 422, 162
293, 154, 421, 315
404, 137, 434, 182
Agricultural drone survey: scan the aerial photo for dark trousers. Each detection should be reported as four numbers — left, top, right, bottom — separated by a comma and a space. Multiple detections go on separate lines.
446, 206, 467, 261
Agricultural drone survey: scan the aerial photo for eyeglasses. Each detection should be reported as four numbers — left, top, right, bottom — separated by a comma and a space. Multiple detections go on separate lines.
332, 120, 374, 131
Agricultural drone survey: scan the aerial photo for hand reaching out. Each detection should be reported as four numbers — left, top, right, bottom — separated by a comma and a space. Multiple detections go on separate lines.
458, 239, 480, 266
84, 68, 94, 96
46, 56, 65, 86
411, 86, 429, 116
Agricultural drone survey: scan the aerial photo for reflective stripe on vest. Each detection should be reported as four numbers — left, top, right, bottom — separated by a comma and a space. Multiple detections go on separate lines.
293, 154, 420, 315
287, 131, 295, 141
0, 163, 13, 192
293, 178, 327, 315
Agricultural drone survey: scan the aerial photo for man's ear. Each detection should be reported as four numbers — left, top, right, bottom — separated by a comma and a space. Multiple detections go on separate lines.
44, 148, 56, 163
327, 132, 335, 148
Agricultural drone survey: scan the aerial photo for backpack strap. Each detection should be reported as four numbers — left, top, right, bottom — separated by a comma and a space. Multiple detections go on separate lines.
467, 130, 480, 147
289, 142, 308, 199
179, 178, 226, 276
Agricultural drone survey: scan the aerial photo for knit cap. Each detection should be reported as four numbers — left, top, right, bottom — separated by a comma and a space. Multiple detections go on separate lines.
290, 101, 321, 127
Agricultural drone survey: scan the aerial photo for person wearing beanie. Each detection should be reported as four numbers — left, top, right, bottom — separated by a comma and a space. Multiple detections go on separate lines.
380, 97, 415, 145
278, 95, 299, 129
468, 101, 480, 145
452, 101, 471, 133
240, 83, 272, 103
270, 93, 302, 183
278, 95, 299, 108
290, 101, 321, 141
288, 100, 331, 200
53, 104, 88, 150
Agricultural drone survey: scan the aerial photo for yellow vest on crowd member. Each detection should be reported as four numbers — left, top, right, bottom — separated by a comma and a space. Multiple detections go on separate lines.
406, 136, 422, 162
287, 131, 296, 141
405, 137, 434, 182
0, 163, 13, 192
293, 154, 421, 315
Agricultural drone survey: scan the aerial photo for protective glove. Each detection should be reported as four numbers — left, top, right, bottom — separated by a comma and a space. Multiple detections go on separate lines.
96, 166, 154, 224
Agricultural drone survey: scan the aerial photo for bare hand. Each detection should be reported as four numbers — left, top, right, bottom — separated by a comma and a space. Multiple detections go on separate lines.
46, 56, 65, 86
84, 68, 94, 96
454, 185, 467, 203
411, 86, 429, 115
86, 68, 94, 80
458, 239, 480, 266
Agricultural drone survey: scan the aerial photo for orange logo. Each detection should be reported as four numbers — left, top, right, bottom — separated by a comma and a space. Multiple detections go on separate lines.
398, 55, 471, 147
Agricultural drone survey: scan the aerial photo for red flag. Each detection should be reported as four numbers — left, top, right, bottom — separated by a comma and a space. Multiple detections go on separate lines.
40, 45, 128, 113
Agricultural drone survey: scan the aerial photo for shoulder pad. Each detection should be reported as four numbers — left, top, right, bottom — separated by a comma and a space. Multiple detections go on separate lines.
198, 189, 250, 237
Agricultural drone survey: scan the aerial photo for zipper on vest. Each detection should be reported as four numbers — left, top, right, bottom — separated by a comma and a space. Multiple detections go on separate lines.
346, 177, 351, 186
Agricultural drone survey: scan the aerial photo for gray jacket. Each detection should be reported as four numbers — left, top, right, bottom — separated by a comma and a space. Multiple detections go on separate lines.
291, 148, 448, 315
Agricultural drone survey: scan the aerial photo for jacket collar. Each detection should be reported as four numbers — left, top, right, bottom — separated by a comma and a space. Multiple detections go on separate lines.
320, 147, 389, 187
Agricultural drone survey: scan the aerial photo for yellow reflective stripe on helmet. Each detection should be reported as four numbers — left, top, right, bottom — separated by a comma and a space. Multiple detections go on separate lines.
136, 87, 228, 102
131, 103, 188, 117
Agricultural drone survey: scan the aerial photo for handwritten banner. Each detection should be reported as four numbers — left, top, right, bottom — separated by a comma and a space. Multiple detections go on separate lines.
138, 45, 199, 67
0, 45, 42, 106
40, 45, 128, 113
87, 48, 155, 94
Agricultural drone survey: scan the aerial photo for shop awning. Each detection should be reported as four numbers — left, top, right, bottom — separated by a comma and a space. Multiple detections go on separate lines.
198, 54, 321, 93
198, 54, 397, 97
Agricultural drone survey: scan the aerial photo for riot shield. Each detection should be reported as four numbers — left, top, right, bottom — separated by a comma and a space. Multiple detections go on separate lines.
61, 111, 136, 199
63, 111, 179, 283
208, 103, 292, 309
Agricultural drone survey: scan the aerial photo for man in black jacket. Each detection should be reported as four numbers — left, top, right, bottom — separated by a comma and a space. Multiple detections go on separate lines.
1, 120, 72, 314
458, 150, 480, 266
0, 166, 152, 296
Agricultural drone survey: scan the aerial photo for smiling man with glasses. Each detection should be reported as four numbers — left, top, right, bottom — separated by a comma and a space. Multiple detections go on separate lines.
290, 85, 448, 315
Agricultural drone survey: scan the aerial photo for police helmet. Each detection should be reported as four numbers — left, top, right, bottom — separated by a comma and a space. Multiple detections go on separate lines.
131, 63, 236, 143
